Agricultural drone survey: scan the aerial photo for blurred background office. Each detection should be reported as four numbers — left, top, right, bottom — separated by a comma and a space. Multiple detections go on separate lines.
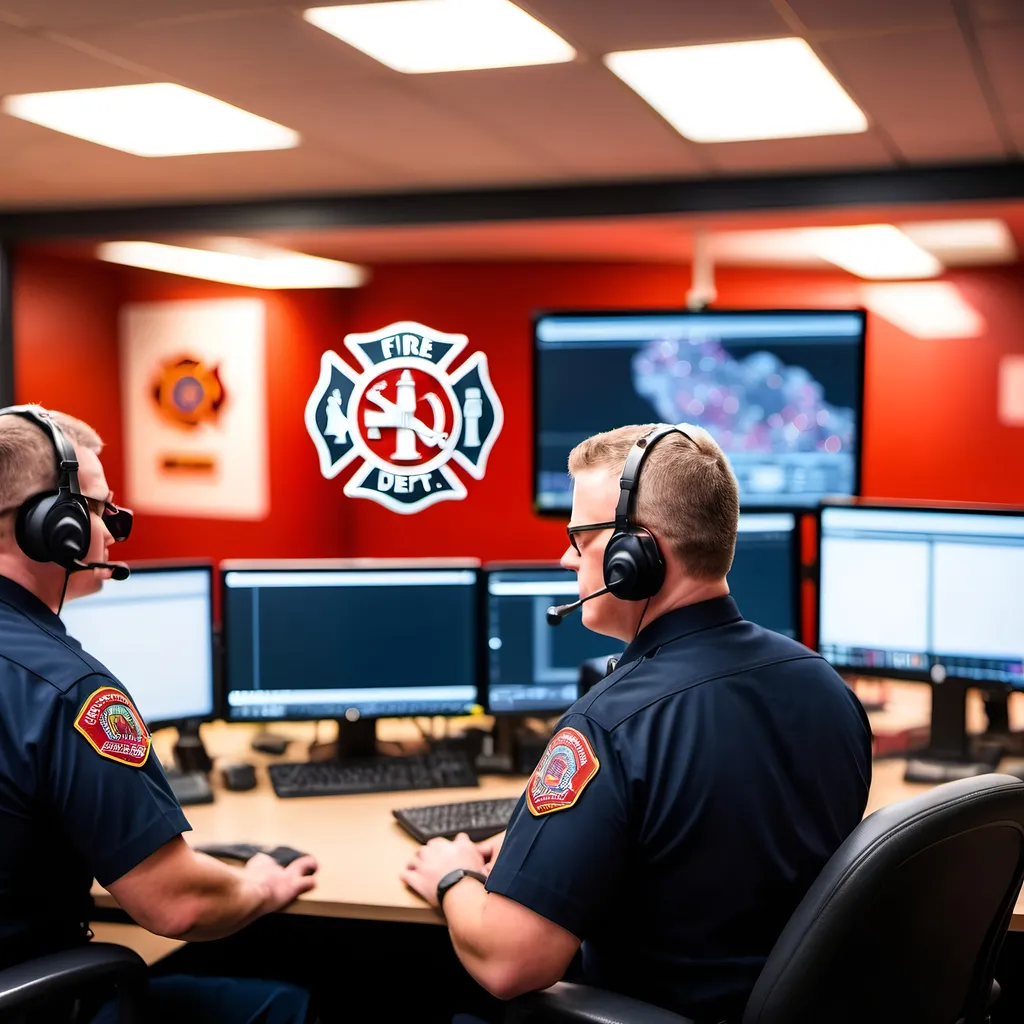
2, 0, 1024, 1021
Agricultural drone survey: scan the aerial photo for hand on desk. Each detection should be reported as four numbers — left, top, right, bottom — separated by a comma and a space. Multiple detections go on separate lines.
245, 851, 319, 913
401, 834, 487, 908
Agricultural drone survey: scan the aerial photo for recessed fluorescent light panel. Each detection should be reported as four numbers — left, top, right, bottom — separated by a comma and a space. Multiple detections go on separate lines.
97, 240, 368, 289
604, 37, 867, 143
1, 84, 299, 156
807, 225, 943, 280
863, 282, 985, 339
302, 0, 575, 73
899, 219, 1018, 265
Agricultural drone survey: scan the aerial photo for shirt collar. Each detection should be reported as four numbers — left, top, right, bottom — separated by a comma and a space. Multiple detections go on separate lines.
0, 574, 67, 634
618, 594, 742, 666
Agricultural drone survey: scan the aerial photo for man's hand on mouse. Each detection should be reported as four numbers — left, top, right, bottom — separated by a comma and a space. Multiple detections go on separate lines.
401, 833, 486, 907
244, 851, 318, 912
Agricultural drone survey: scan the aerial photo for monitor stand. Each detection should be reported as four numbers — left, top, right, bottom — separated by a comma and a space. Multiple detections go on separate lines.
308, 718, 380, 761
172, 720, 213, 774
904, 679, 1003, 783
979, 690, 1024, 758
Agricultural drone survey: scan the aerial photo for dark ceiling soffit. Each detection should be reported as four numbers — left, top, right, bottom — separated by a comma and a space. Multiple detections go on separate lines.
0, 160, 1021, 240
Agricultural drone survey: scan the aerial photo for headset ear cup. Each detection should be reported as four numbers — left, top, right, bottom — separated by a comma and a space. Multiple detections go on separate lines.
604, 529, 665, 602
15, 493, 59, 563
15, 492, 90, 567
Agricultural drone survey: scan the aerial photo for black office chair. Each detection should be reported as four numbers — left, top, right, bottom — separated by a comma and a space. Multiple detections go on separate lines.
0, 942, 146, 1023
507, 773, 1024, 1024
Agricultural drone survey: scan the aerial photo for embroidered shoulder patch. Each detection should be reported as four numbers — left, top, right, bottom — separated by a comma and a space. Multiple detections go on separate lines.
527, 727, 600, 817
73, 686, 151, 768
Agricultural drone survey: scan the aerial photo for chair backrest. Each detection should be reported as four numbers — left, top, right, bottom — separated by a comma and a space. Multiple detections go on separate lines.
742, 774, 1024, 1024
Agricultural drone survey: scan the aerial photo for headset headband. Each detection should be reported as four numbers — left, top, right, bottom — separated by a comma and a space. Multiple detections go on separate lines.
614, 424, 693, 527
0, 404, 82, 496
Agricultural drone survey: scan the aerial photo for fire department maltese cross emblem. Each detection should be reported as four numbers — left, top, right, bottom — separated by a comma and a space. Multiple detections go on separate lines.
304, 321, 503, 514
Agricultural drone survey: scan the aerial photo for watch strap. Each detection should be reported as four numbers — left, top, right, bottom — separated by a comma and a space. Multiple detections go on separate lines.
436, 868, 487, 907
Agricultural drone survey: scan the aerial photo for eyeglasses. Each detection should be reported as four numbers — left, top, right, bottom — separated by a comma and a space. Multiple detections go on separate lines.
566, 521, 616, 555
84, 497, 134, 543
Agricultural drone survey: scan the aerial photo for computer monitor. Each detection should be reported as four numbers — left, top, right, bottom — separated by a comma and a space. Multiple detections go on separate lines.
59, 563, 215, 728
484, 564, 623, 714
533, 309, 865, 512
221, 562, 480, 742
817, 502, 1024, 777
730, 512, 801, 639
485, 517, 799, 714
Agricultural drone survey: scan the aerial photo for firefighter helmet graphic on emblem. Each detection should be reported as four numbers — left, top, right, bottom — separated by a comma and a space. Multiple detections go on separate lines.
304, 322, 503, 514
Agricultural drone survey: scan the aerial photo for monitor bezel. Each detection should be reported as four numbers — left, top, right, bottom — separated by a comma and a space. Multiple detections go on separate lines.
815, 497, 1024, 687
733, 508, 805, 644
71, 559, 217, 731
530, 307, 868, 517
218, 559, 483, 723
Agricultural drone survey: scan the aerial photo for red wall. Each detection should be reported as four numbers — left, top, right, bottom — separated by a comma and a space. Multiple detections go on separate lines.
13, 250, 1024, 575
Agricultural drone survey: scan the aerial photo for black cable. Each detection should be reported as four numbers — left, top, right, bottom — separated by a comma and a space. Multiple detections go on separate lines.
57, 570, 70, 616
633, 596, 652, 642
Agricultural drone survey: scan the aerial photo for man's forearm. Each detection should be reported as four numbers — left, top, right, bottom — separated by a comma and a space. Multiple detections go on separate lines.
169, 854, 271, 941
443, 881, 570, 1000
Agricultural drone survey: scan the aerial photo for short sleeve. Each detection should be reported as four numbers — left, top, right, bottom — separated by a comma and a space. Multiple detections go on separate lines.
486, 714, 629, 938
46, 674, 191, 887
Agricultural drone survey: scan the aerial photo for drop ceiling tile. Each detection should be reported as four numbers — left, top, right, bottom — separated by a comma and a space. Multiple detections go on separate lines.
819, 28, 1006, 160
211, 79, 551, 185
967, 0, 1024, 23
0, 24, 145, 93
524, 0, 789, 51
0, 0, 291, 31
74, 10, 396, 89
702, 131, 894, 173
785, 0, 956, 32
976, 26, 1024, 151
415, 62, 707, 178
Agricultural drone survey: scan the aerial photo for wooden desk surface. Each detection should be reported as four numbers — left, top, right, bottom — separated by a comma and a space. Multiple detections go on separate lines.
92, 702, 1024, 930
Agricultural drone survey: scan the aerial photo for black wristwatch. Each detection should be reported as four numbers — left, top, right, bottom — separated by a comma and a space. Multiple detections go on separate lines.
436, 868, 487, 907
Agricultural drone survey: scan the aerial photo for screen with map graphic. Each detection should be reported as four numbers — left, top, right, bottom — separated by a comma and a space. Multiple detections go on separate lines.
534, 309, 865, 512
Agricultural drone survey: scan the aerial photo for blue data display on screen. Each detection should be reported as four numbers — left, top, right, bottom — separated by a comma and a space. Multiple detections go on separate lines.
534, 310, 865, 511
222, 567, 480, 720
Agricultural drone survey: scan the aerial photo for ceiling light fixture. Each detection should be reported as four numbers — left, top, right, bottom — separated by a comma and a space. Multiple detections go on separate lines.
302, 0, 575, 73
604, 37, 867, 143
863, 282, 985, 339
1, 84, 299, 157
899, 219, 1018, 265
807, 225, 943, 280
96, 240, 368, 289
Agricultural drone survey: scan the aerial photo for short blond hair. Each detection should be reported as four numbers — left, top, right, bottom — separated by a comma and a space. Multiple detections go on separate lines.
0, 408, 103, 541
569, 423, 739, 580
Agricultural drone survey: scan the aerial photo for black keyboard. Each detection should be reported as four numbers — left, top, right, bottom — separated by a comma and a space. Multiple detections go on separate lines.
268, 751, 479, 799
393, 796, 520, 844
165, 767, 214, 806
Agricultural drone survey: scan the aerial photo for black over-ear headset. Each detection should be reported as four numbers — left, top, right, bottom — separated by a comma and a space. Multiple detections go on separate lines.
603, 423, 694, 602
0, 405, 92, 569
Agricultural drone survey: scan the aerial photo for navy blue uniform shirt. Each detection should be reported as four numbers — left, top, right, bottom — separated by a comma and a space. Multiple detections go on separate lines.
0, 575, 190, 970
487, 596, 872, 1022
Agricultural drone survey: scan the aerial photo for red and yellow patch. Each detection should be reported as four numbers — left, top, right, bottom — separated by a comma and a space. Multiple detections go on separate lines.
73, 686, 151, 768
527, 727, 600, 817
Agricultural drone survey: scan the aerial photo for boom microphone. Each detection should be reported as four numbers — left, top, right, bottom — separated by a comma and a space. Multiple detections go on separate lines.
546, 584, 613, 626
72, 559, 131, 582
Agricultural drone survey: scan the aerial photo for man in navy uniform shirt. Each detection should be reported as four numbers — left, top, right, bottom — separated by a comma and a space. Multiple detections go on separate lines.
403, 423, 872, 1022
0, 406, 318, 1023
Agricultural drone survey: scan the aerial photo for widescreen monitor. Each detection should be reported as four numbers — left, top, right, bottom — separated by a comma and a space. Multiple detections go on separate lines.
221, 563, 480, 721
534, 309, 865, 512
59, 564, 215, 727
818, 504, 1024, 687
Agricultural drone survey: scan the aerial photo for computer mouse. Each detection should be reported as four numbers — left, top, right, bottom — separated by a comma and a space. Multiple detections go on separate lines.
221, 762, 257, 791
195, 843, 312, 868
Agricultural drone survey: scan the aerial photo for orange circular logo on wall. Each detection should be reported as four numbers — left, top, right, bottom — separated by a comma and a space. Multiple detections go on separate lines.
152, 357, 225, 428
